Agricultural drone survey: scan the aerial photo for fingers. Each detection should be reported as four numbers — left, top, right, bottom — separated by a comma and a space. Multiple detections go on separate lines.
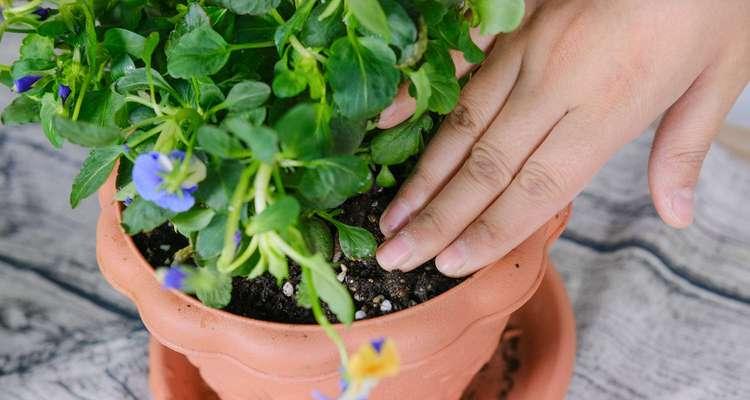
376, 88, 566, 272
648, 64, 747, 228
433, 108, 629, 277
377, 31, 497, 129
378, 38, 525, 240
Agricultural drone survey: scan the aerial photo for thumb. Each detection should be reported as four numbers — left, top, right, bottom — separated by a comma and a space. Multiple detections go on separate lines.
649, 67, 740, 228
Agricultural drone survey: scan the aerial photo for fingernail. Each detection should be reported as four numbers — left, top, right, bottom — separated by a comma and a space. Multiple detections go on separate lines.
670, 187, 694, 226
376, 232, 414, 270
435, 241, 467, 276
380, 201, 410, 237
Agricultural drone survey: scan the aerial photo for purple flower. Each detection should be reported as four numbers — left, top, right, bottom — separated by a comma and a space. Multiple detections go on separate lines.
32, 7, 51, 21
132, 151, 206, 213
58, 84, 71, 103
14, 76, 41, 93
161, 267, 187, 290
371, 338, 385, 353
234, 230, 242, 247
123, 197, 133, 206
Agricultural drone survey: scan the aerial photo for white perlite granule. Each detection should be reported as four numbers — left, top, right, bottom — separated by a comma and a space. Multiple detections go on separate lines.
282, 282, 294, 297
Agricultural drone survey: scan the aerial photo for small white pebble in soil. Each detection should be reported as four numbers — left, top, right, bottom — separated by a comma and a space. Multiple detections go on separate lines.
354, 310, 367, 320
159, 244, 171, 251
353, 293, 363, 301
337, 271, 346, 282
380, 300, 393, 313
282, 282, 294, 297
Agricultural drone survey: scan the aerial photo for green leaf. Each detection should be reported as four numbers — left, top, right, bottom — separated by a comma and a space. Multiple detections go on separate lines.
20, 34, 56, 61
197, 125, 246, 158
330, 113, 367, 155
1, 96, 41, 125
76, 90, 126, 128
265, 244, 288, 283
471, 0, 525, 35
173, 208, 217, 236
167, 25, 231, 78
425, 66, 460, 114
307, 254, 354, 324
224, 118, 279, 163
408, 66, 432, 121
376, 165, 396, 187
300, 2, 345, 48
379, 0, 417, 50
111, 54, 136, 80
371, 114, 432, 165
39, 93, 63, 148
224, 80, 271, 112
246, 196, 300, 235
197, 213, 229, 259
436, 11, 485, 64
349, 0, 391, 42
53, 116, 124, 147
300, 217, 333, 261
122, 197, 175, 234
103, 28, 147, 59
274, 103, 327, 160
272, 61, 308, 98
211, 0, 281, 15
326, 36, 400, 120
191, 268, 233, 308
115, 68, 174, 94
11, 58, 55, 79
424, 41, 460, 114
333, 221, 377, 260
299, 156, 373, 209
70, 146, 123, 208
273, 0, 315, 52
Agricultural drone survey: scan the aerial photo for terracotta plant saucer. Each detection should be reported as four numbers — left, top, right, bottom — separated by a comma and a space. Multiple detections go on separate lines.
148, 267, 575, 400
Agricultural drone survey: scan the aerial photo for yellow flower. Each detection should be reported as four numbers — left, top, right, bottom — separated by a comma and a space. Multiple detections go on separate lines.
347, 338, 400, 382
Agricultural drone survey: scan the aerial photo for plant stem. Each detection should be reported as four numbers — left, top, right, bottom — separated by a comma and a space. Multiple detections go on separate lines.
229, 41, 275, 52
217, 163, 259, 271
270, 232, 349, 365
254, 163, 273, 213
224, 235, 260, 272
71, 77, 89, 121
304, 266, 350, 364
269, 9, 285, 25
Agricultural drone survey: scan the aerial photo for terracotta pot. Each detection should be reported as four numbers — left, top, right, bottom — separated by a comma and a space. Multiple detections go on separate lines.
96, 174, 571, 400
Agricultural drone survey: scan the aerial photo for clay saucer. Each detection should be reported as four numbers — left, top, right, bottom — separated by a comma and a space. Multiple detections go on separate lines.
148, 266, 575, 400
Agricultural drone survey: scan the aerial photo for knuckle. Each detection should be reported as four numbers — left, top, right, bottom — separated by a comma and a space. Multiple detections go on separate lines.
446, 100, 485, 139
412, 207, 451, 238
471, 218, 506, 248
516, 160, 566, 202
465, 142, 515, 191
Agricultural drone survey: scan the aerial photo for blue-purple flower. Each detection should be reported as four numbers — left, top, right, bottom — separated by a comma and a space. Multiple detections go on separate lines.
58, 84, 71, 103
132, 151, 206, 212
32, 7, 51, 21
14, 75, 41, 93
157, 266, 187, 290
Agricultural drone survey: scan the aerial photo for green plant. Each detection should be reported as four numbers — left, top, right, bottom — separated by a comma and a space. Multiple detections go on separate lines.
0, 0, 522, 397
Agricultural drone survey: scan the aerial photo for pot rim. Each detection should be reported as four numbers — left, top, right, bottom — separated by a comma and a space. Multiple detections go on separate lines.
101, 174, 571, 333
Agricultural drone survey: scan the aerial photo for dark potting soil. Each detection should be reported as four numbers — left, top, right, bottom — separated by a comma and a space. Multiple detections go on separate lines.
132, 185, 464, 324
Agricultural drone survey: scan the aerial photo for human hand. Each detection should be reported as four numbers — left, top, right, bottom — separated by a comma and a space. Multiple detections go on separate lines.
376, 0, 750, 277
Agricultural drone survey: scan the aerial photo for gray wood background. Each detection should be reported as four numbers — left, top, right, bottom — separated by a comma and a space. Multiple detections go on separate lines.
1, 34, 749, 399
